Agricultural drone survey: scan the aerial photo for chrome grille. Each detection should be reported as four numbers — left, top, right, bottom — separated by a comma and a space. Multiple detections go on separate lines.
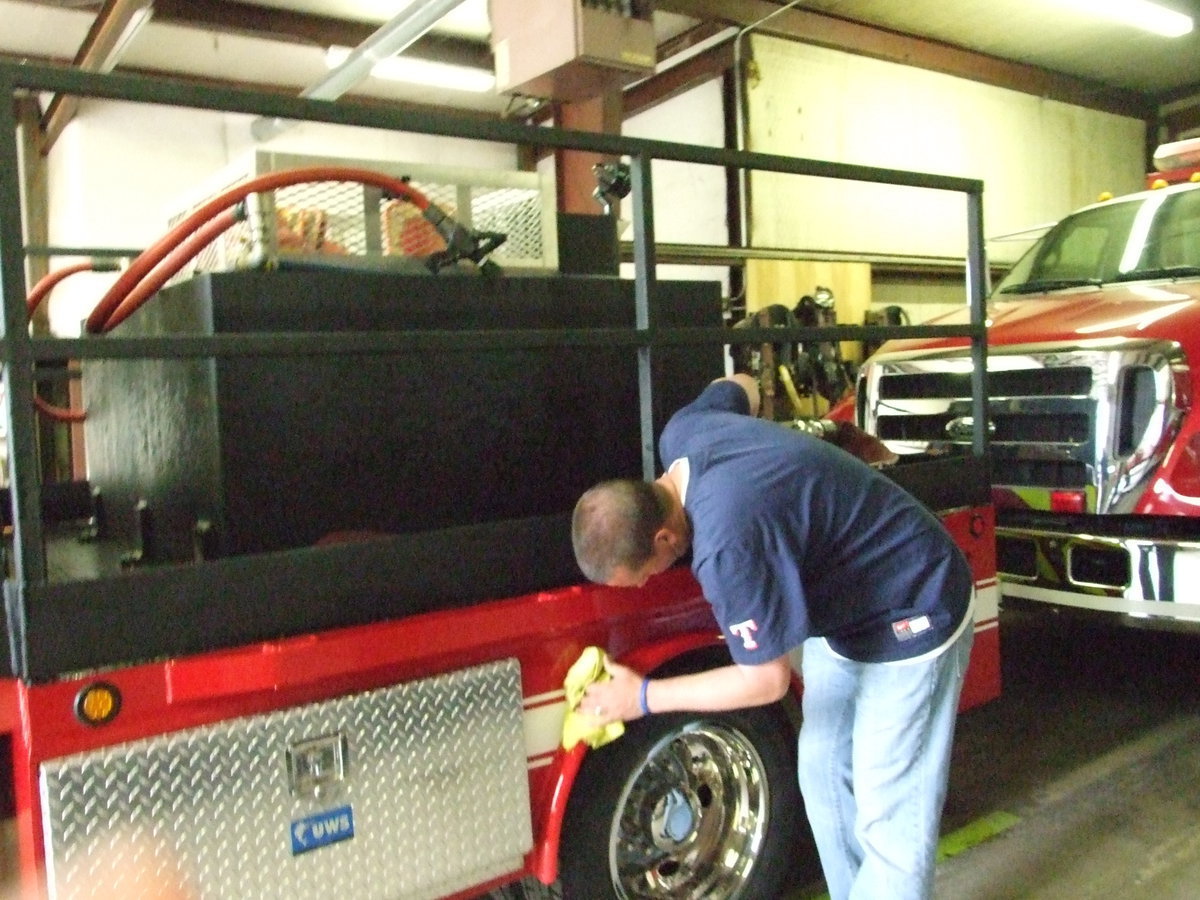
860, 340, 1185, 512
877, 366, 1092, 399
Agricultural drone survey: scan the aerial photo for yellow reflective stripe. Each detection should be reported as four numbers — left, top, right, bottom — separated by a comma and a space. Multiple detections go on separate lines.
936, 810, 1021, 861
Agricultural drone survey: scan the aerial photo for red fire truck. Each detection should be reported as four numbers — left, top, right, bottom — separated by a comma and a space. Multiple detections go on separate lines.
855, 137, 1200, 631
0, 63, 1000, 899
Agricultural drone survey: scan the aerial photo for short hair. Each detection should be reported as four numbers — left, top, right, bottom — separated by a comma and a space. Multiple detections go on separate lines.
572, 479, 667, 583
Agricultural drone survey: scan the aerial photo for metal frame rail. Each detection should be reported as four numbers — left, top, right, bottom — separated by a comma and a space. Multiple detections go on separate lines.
0, 62, 988, 682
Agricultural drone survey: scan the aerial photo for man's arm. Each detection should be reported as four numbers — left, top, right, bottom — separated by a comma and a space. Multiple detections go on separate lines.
827, 421, 899, 466
715, 373, 761, 418
729, 368, 897, 466
580, 656, 791, 724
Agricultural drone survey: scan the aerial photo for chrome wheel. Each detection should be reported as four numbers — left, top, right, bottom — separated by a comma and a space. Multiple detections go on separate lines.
607, 721, 769, 899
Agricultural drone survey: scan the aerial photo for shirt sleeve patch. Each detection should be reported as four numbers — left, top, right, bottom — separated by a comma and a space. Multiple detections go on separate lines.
728, 618, 760, 650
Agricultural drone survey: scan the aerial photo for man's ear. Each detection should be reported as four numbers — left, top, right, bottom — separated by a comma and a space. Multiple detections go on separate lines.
658, 525, 689, 558
655, 526, 686, 556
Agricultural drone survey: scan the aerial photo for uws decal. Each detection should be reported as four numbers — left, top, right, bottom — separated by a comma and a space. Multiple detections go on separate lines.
729, 619, 759, 650
290, 804, 355, 855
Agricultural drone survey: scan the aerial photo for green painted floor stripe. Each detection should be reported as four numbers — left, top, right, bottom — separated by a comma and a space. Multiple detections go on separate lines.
936, 810, 1021, 861
795, 810, 1021, 900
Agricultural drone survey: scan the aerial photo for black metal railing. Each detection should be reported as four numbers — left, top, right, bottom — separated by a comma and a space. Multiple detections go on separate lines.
0, 62, 989, 681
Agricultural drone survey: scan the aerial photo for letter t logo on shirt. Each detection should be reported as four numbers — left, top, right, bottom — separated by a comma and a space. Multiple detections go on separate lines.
729, 619, 759, 650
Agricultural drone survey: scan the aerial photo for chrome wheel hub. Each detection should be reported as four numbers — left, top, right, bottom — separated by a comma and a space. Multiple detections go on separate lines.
609, 722, 770, 899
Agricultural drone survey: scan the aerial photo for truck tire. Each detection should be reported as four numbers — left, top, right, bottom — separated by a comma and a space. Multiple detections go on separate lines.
558, 704, 811, 899
488, 877, 563, 899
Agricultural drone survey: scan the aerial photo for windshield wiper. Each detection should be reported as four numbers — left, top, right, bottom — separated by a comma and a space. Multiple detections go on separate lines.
1108, 265, 1200, 283
997, 278, 1102, 295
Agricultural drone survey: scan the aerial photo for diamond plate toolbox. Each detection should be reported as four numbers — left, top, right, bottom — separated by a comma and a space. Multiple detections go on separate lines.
40, 658, 532, 899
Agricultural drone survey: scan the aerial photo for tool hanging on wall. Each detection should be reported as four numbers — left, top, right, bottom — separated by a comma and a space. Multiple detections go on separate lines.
731, 286, 856, 420
793, 286, 854, 407
861, 304, 910, 359
731, 303, 798, 420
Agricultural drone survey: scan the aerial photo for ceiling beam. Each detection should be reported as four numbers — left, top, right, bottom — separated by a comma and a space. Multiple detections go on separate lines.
627, 37, 734, 119
39, 0, 154, 154
1158, 82, 1200, 107
151, 0, 491, 69
658, 0, 1155, 120
655, 18, 734, 62
521, 36, 734, 165
3, 53, 504, 129
1162, 103, 1200, 140
152, 0, 375, 48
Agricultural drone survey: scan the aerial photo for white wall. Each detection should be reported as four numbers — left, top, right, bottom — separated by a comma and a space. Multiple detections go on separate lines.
744, 36, 1146, 268
619, 78, 731, 293
622, 77, 727, 246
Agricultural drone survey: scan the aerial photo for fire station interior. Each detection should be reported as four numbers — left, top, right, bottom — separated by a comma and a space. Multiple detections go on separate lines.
3, 1, 1200, 899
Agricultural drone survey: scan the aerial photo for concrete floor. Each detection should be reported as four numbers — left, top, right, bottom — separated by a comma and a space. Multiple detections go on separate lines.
928, 606, 1200, 900
5, 608, 1200, 899
791, 606, 1200, 899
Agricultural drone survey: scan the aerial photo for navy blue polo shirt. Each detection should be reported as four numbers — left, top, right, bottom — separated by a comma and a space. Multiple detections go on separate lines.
659, 380, 971, 664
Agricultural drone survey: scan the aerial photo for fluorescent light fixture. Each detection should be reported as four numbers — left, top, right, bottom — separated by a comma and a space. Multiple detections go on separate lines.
1049, 0, 1193, 37
98, 4, 153, 73
326, 45, 495, 93
253, 0, 474, 141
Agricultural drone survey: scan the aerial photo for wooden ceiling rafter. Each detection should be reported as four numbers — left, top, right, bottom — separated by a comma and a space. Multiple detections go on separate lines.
150, 0, 492, 70
39, 0, 153, 153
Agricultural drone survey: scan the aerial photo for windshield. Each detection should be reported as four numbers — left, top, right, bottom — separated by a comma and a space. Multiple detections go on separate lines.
994, 185, 1200, 295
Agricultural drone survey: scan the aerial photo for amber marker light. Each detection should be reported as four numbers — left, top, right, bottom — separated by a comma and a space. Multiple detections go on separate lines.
75, 682, 122, 726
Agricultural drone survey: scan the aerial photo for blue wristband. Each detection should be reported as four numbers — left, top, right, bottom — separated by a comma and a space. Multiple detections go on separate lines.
639, 677, 651, 716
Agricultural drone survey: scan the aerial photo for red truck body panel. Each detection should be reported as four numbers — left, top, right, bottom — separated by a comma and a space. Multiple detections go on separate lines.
884, 282, 1200, 355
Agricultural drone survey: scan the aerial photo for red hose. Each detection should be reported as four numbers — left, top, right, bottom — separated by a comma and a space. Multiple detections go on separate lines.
86, 166, 433, 334
100, 207, 242, 333
34, 395, 86, 424
26, 262, 100, 422
27, 262, 94, 315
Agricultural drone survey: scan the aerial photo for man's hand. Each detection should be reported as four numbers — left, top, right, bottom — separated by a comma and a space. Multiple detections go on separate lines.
581, 659, 645, 726
831, 421, 899, 467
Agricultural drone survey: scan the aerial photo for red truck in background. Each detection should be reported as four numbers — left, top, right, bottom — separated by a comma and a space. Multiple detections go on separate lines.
0, 62, 1000, 900
856, 137, 1200, 630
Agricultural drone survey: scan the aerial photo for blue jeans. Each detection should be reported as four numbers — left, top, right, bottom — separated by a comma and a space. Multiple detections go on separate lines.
797, 623, 974, 900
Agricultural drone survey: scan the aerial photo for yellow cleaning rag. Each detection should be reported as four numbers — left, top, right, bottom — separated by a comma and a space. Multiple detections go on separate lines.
561, 646, 626, 750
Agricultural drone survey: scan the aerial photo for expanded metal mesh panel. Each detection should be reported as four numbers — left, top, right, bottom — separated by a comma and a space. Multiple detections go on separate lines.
169, 151, 556, 276
466, 181, 546, 262
40, 659, 531, 900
